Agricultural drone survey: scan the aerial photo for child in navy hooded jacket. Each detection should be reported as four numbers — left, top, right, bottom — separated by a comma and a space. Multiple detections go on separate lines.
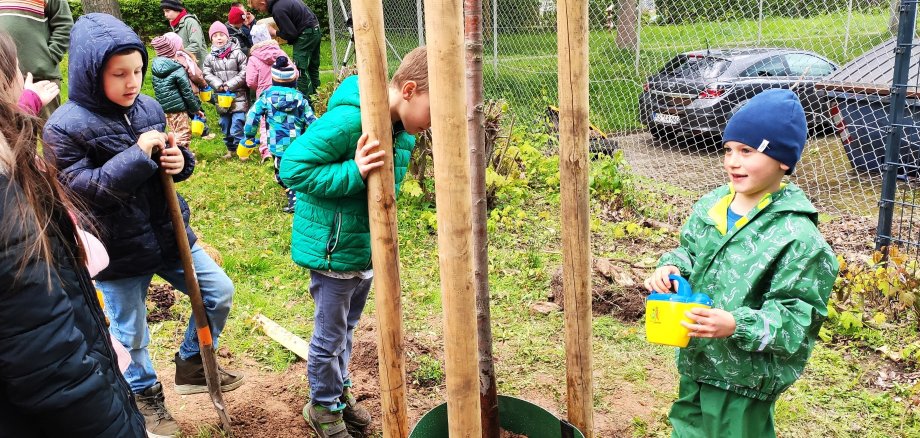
43, 13, 243, 437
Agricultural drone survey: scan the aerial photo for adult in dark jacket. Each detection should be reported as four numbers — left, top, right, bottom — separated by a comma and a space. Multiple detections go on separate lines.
43, 13, 242, 438
0, 29, 144, 437
249, 0, 322, 97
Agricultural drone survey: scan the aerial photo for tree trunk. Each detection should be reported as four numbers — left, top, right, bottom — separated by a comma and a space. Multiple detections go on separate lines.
82, 0, 122, 19
614, 0, 638, 50
465, 0, 500, 437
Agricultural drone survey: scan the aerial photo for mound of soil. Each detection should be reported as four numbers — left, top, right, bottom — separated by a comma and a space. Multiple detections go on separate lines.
819, 213, 875, 256
147, 284, 177, 323
549, 259, 647, 322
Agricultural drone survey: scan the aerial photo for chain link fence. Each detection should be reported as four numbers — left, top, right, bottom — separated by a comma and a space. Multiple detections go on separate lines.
327, 0, 912, 226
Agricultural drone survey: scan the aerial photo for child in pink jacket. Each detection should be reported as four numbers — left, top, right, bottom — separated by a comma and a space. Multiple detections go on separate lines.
245, 24, 287, 161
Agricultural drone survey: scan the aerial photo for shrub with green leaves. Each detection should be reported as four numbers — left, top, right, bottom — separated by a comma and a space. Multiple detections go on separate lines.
69, 0, 329, 41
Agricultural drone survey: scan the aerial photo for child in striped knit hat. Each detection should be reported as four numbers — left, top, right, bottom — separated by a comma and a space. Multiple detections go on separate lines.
239, 56, 315, 213
150, 33, 201, 148
153, 32, 215, 140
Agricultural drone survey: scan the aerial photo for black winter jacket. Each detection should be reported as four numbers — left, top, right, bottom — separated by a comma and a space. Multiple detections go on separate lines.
268, 0, 319, 43
0, 173, 145, 437
44, 13, 197, 280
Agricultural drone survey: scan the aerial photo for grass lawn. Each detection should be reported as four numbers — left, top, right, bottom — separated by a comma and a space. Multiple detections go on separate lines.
51, 10, 920, 436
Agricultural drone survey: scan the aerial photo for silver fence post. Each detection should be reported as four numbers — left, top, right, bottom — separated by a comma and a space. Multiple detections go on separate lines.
327, 0, 339, 78
635, 0, 644, 76
844, 0, 854, 58
757, 0, 764, 45
416, 0, 425, 45
492, 0, 498, 80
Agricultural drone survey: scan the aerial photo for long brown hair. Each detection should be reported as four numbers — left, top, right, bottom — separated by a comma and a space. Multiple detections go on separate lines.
0, 31, 86, 282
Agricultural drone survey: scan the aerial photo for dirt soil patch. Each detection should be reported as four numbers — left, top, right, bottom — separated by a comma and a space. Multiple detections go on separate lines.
160, 317, 445, 437
549, 259, 648, 322
147, 284, 178, 323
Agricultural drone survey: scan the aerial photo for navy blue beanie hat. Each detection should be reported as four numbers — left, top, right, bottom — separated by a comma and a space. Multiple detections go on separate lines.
723, 88, 807, 174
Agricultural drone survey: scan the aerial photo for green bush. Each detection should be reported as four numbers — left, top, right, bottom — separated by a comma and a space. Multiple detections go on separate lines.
68, 0, 329, 41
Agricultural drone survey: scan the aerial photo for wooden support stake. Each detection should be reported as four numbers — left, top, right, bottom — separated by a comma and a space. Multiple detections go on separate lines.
423, 0, 483, 435
254, 314, 310, 361
349, 1, 409, 436
557, 0, 594, 437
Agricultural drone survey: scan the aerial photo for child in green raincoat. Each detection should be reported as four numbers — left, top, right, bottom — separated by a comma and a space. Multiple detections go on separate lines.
644, 89, 839, 438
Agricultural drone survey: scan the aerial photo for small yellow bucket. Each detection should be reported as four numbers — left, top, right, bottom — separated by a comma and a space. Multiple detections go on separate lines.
199, 86, 213, 102
190, 116, 205, 137
217, 92, 234, 109
645, 275, 712, 348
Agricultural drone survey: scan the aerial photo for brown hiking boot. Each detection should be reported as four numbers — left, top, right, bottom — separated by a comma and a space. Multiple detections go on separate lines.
342, 386, 371, 435
174, 352, 244, 395
135, 382, 180, 438
304, 402, 352, 438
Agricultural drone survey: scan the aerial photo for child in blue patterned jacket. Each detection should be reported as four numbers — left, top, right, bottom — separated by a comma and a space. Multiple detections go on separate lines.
239, 56, 315, 213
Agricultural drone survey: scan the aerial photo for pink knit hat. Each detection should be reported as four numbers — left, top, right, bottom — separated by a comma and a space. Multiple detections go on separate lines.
208, 21, 229, 40
164, 32, 184, 53
151, 35, 176, 58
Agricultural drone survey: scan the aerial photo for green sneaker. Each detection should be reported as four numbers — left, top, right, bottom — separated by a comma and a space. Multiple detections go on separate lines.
304, 402, 352, 438
342, 386, 371, 435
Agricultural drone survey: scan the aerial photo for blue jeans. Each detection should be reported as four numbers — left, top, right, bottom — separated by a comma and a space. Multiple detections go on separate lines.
97, 244, 235, 393
219, 111, 246, 152
307, 271, 373, 408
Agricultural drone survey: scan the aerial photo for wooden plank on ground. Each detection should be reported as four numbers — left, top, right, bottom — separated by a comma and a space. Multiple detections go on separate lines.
254, 314, 310, 361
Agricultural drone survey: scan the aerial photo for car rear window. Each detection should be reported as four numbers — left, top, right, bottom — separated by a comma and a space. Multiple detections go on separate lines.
659, 54, 731, 79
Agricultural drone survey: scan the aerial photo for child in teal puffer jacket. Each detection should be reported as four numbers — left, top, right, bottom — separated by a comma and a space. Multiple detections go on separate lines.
279, 46, 429, 438
239, 56, 316, 213
151, 33, 201, 148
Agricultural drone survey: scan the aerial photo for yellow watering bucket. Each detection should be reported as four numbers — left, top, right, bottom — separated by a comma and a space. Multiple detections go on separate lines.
199, 86, 213, 102
216, 92, 234, 109
190, 116, 205, 137
645, 275, 713, 347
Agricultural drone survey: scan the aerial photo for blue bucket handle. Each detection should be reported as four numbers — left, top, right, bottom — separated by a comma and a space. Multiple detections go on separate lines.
669, 274, 692, 296
650, 274, 692, 295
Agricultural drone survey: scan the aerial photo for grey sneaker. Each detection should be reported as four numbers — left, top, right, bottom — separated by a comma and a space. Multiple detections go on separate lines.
304, 402, 352, 438
174, 352, 244, 395
135, 382, 180, 438
342, 386, 371, 435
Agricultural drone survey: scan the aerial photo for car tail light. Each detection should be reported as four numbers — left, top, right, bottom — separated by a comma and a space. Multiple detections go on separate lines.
830, 104, 850, 145
698, 83, 732, 99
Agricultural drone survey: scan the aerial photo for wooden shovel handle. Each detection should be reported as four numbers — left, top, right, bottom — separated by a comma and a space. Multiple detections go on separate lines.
157, 133, 211, 346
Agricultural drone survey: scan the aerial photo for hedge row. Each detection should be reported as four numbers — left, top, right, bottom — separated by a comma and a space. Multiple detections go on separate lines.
68, 0, 328, 41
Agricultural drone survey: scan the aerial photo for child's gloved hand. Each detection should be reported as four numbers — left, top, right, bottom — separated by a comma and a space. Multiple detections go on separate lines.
644, 265, 681, 293
237, 142, 257, 159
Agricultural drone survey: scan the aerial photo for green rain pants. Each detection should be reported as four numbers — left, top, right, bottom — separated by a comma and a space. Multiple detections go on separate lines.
292, 27, 322, 98
669, 375, 776, 438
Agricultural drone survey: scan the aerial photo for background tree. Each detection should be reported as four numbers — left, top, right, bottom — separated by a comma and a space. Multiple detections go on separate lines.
82, 0, 121, 19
